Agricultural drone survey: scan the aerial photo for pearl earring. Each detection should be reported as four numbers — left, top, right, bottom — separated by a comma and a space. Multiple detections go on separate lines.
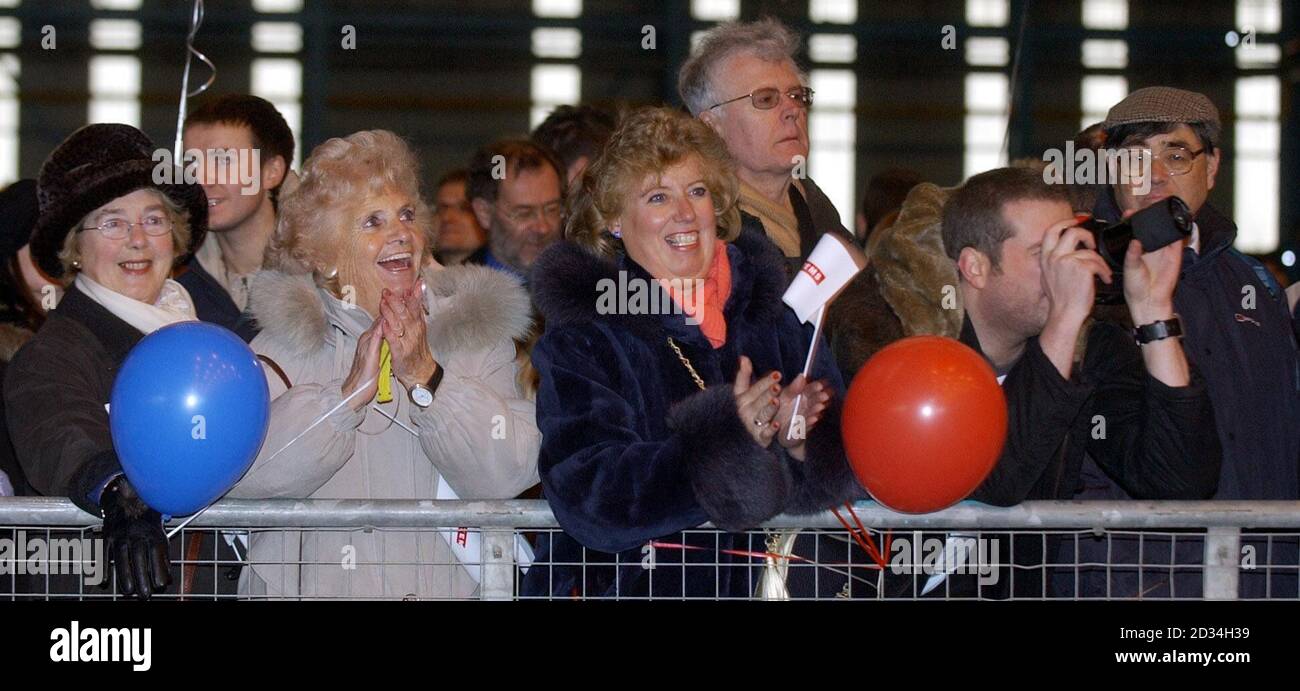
611, 227, 622, 239
324, 266, 338, 280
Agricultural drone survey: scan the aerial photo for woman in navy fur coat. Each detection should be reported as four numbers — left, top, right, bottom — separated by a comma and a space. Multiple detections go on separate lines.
522, 107, 863, 598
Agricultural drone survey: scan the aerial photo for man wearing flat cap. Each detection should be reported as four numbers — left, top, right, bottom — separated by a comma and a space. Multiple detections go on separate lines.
1066, 86, 1300, 598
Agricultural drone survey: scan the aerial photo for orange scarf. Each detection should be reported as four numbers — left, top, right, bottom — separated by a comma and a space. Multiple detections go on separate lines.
661, 240, 732, 348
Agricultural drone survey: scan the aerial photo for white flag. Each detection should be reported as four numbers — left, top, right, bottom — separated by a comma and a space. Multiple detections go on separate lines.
778, 234, 867, 442
781, 233, 867, 324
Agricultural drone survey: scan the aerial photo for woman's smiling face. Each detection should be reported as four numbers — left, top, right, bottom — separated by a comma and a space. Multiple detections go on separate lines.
335, 188, 427, 315
616, 155, 718, 282
76, 188, 177, 304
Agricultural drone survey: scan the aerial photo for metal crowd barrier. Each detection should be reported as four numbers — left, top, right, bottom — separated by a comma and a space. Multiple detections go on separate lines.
1, 498, 1298, 601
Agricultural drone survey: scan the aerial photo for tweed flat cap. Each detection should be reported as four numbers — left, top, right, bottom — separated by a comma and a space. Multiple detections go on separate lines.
1103, 86, 1221, 131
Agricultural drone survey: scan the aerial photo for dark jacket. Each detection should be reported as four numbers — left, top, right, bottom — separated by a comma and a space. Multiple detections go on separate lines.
1088, 196, 1300, 499
175, 257, 259, 342
3, 284, 141, 514
520, 228, 863, 599
965, 315, 1221, 506
1174, 203, 1300, 499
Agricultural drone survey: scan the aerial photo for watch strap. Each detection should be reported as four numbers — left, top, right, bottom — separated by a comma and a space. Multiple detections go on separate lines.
1133, 316, 1183, 344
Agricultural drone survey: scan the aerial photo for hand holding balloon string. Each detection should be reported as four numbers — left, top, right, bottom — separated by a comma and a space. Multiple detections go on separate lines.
162, 366, 377, 540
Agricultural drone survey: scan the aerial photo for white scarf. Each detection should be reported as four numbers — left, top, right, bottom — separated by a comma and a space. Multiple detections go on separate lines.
75, 273, 198, 335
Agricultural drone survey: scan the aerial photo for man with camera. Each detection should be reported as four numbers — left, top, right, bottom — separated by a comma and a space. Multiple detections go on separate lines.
1091, 87, 1300, 502
944, 166, 1220, 509
1066, 87, 1300, 598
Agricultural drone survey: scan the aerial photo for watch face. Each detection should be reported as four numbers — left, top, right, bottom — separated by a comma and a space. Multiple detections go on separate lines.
411, 385, 434, 408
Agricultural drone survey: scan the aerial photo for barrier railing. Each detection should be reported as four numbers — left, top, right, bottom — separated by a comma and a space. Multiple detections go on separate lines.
1, 498, 1297, 601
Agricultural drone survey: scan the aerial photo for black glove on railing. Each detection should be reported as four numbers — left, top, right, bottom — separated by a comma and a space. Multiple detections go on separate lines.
100, 477, 171, 600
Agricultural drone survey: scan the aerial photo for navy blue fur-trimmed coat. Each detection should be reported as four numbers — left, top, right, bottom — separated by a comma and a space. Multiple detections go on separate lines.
521, 228, 863, 598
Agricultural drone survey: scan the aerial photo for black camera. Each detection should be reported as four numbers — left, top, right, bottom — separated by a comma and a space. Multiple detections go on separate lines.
1077, 196, 1194, 304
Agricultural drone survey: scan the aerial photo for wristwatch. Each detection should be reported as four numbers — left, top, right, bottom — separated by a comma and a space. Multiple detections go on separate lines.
408, 365, 445, 408
1133, 316, 1183, 345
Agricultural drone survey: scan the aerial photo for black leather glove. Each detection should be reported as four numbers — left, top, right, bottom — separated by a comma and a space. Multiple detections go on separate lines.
100, 477, 172, 600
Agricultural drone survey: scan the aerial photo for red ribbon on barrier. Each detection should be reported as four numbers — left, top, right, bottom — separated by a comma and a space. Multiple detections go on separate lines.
647, 540, 817, 564
832, 502, 891, 570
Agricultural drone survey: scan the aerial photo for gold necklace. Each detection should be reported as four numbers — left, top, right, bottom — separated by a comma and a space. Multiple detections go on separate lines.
666, 337, 707, 391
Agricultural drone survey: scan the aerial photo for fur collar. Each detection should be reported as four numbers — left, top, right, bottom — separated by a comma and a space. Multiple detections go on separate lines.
247, 264, 533, 358
530, 227, 789, 340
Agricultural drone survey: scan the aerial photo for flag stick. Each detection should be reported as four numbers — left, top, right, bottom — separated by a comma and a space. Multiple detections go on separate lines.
786, 304, 825, 442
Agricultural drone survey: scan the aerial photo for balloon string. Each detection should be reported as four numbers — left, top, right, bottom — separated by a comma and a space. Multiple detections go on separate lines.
260, 374, 379, 467
843, 502, 891, 567
165, 509, 201, 540
174, 0, 217, 161
369, 401, 417, 437
648, 540, 885, 573
832, 504, 888, 568
164, 374, 379, 540
647, 541, 819, 565
164, 374, 377, 540
831, 508, 879, 563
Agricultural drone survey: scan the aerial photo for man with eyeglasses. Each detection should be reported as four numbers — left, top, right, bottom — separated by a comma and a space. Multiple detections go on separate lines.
1064, 86, 1300, 599
466, 138, 565, 280
679, 18, 852, 277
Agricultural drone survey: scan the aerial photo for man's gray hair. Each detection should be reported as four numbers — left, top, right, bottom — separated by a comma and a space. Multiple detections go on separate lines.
677, 17, 804, 116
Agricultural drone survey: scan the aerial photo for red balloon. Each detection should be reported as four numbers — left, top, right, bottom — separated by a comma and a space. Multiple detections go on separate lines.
841, 336, 1008, 513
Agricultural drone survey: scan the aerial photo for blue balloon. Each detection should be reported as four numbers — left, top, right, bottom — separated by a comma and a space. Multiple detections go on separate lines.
110, 321, 270, 517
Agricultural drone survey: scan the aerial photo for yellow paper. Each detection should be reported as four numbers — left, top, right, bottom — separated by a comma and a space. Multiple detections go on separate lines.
377, 339, 393, 403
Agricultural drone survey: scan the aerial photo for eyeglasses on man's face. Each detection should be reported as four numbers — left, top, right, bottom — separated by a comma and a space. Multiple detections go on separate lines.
708, 86, 815, 112
1121, 145, 1206, 176
502, 201, 563, 226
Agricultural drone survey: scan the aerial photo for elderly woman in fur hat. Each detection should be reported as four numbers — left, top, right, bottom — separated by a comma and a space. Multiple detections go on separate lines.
521, 107, 862, 599
228, 129, 539, 599
5, 124, 211, 598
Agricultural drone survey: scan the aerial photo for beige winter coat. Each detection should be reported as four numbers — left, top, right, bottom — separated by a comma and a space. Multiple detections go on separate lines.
228, 264, 540, 599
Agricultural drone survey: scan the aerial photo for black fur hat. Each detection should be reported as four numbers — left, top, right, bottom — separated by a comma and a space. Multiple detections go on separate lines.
29, 124, 208, 279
